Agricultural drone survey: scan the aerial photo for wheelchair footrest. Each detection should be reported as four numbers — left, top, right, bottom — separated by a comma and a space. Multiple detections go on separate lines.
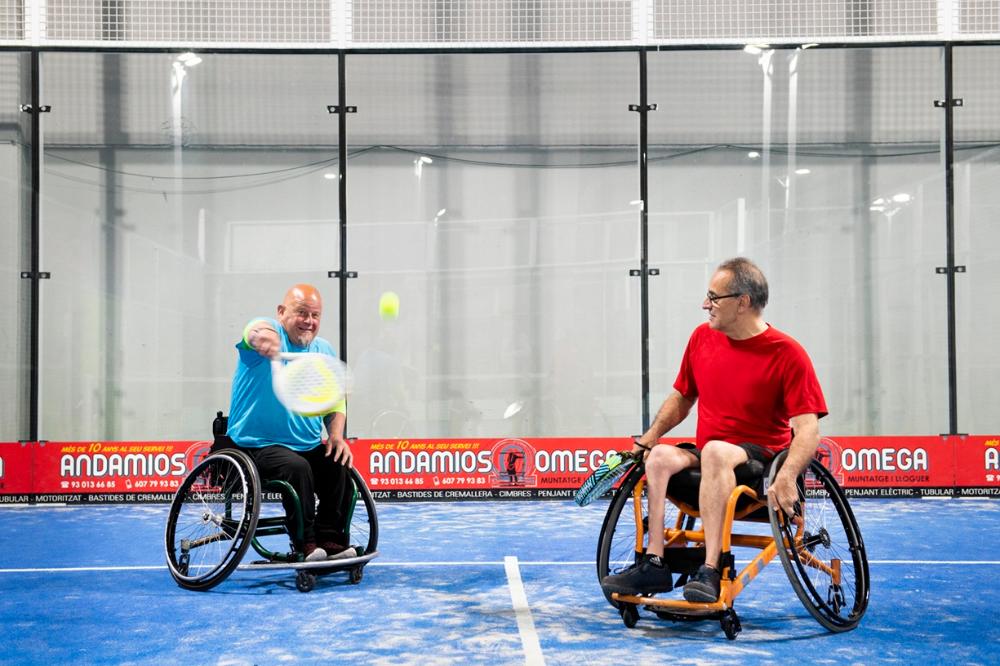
661, 546, 706, 575
613, 591, 728, 614
238, 550, 378, 572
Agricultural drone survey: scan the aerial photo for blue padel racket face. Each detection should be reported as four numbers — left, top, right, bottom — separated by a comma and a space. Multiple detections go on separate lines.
575, 451, 637, 507
272, 353, 352, 416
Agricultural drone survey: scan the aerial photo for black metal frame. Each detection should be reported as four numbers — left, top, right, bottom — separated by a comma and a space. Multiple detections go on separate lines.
937, 45, 963, 436
6, 42, 976, 440
26, 52, 42, 442
634, 50, 654, 431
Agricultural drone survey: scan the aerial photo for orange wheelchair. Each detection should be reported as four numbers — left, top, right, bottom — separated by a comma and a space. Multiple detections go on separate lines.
596, 448, 869, 639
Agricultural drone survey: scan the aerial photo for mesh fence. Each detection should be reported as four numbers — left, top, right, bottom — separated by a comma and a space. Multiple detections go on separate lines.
349, 0, 634, 45
957, 0, 1000, 35
651, 0, 940, 42
43, 0, 332, 44
0, 0, 994, 46
0, 0, 23, 40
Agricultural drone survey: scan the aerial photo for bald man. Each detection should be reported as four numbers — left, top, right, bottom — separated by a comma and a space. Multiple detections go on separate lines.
227, 284, 355, 562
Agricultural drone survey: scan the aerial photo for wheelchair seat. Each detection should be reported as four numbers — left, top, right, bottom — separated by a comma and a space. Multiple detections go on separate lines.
666, 459, 769, 520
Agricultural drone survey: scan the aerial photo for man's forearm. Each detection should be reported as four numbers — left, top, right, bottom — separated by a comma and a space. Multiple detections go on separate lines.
780, 414, 821, 478
640, 390, 693, 445
324, 412, 346, 440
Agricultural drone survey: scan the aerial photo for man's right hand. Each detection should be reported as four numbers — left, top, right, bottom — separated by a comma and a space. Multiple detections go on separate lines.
632, 436, 654, 460
248, 327, 280, 359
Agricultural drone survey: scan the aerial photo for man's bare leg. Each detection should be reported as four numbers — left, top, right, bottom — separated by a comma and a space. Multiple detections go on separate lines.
683, 440, 748, 602
645, 445, 699, 557
600, 444, 697, 596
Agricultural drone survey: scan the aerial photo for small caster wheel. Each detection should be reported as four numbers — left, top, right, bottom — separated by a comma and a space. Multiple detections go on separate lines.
177, 553, 190, 576
828, 584, 845, 614
349, 567, 363, 584
620, 603, 639, 628
296, 570, 316, 593
720, 608, 741, 640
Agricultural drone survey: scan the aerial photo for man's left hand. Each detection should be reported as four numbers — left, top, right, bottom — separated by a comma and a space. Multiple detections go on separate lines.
324, 435, 353, 468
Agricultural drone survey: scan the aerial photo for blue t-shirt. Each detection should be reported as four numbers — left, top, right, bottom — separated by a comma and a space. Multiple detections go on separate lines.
227, 317, 339, 452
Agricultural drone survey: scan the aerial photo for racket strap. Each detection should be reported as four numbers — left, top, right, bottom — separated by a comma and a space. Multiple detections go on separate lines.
633, 437, 652, 452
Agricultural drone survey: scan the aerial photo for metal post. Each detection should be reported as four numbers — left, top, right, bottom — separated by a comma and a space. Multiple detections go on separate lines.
337, 52, 349, 362
27, 51, 41, 442
637, 50, 652, 430
940, 45, 960, 435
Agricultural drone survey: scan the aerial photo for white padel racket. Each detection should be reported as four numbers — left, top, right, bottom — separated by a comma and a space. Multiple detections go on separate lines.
271, 352, 353, 416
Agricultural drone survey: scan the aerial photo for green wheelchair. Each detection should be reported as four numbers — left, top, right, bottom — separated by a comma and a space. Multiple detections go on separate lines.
164, 412, 379, 592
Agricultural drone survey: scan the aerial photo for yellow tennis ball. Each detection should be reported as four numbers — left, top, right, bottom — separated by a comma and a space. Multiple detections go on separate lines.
379, 291, 400, 320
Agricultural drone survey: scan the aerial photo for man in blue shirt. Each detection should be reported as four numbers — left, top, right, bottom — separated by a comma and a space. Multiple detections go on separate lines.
228, 284, 355, 562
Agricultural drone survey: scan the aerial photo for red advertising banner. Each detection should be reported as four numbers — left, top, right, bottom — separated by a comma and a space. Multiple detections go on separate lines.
356, 436, 633, 501
952, 435, 1000, 497
816, 436, 955, 498
0, 442, 34, 501
3, 435, 999, 503
24, 440, 213, 503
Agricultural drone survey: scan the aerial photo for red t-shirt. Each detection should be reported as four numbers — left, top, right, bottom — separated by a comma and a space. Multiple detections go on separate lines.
673, 323, 827, 452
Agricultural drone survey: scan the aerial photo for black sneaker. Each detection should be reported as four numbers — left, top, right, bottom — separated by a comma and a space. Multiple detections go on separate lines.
601, 554, 674, 595
683, 564, 722, 602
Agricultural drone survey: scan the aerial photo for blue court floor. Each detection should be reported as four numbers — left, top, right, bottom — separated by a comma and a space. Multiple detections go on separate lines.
1, 498, 998, 665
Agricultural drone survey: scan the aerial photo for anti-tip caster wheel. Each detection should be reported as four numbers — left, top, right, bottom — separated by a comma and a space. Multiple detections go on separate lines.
349, 567, 363, 584
620, 603, 639, 628
720, 608, 742, 640
296, 570, 316, 593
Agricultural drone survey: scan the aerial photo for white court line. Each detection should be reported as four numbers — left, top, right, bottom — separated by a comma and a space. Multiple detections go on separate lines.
869, 560, 1000, 565
3, 559, 1000, 574
504, 555, 546, 666
0, 565, 167, 573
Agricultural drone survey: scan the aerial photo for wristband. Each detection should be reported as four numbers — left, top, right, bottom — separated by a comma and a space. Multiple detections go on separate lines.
242, 319, 270, 348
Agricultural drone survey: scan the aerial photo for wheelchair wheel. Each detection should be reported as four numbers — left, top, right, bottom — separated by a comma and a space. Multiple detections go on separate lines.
768, 449, 870, 632
164, 449, 261, 591
596, 465, 682, 607
345, 467, 379, 557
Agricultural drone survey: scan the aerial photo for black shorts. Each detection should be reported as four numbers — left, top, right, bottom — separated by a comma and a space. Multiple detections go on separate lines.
677, 441, 776, 466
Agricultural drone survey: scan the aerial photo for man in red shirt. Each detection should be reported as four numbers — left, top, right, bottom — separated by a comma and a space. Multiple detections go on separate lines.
601, 257, 827, 602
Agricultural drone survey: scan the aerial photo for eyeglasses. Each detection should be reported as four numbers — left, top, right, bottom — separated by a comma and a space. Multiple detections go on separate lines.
705, 292, 742, 305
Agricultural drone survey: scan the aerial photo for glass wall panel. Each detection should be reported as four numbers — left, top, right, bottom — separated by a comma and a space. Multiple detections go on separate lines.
346, 53, 640, 437
648, 47, 946, 437
0, 53, 31, 440
40, 53, 339, 440
954, 46, 1000, 434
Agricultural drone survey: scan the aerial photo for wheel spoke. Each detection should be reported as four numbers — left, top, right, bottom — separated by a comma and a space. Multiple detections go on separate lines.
164, 450, 260, 591
770, 452, 869, 632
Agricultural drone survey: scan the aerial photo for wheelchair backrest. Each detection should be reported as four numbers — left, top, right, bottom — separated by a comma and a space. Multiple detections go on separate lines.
213, 411, 229, 437
211, 411, 236, 452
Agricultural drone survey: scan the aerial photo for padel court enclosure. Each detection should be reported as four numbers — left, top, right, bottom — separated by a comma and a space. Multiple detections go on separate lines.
2, 3, 1000, 662
2, 2, 1000, 455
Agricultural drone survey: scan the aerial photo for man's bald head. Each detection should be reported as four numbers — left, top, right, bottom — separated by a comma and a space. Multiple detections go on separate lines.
283, 284, 322, 309
277, 283, 323, 347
